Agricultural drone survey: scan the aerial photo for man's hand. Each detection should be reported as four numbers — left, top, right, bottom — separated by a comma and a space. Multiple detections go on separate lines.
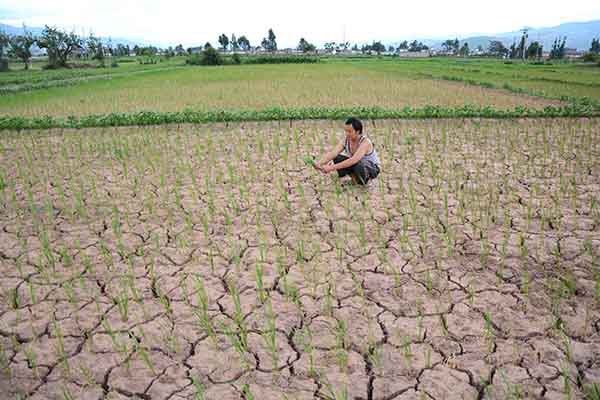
321, 164, 336, 174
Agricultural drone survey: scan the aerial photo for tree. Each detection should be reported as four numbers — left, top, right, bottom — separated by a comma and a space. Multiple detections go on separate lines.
442, 39, 458, 54
517, 28, 528, 60
297, 38, 316, 53
488, 40, 508, 57
324, 42, 336, 53
231, 34, 239, 51
218, 34, 229, 52
0, 30, 8, 58
201, 46, 222, 65
408, 40, 427, 52
133, 45, 140, 55
509, 41, 518, 59
202, 46, 223, 65
371, 41, 386, 54
9, 30, 36, 70
526, 41, 542, 59
175, 44, 185, 56
139, 46, 157, 56
590, 38, 600, 54
37, 25, 83, 68
87, 33, 105, 66
459, 42, 469, 57
261, 28, 277, 52
549, 36, 567, 59
351, 44, 359, 51
187, 46, 223, 65
237, 35, 250, 51
204, 42, 213, 50
397, 41, 408, 51
0, 30, 9, 72
268, 28, 277, 51
114, 44, 130, 57
441, 40, 452, 53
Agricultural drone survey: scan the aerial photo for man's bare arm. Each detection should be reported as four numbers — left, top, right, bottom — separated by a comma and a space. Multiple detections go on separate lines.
316, 138, 345, 167
330, 141, 369, 171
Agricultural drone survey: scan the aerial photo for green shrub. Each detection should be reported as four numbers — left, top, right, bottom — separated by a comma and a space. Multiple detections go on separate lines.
186, 53, 201, 65
1, 104, 598, 131
242, 55, 319, 64
187, 53, 317, 66
138, 57, 158, 65
582, 52, 598, 63
201, 47, 222, 65
186, 47, 223, 66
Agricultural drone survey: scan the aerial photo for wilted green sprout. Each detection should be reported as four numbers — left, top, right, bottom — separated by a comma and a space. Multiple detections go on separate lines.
302, 155, 316, 167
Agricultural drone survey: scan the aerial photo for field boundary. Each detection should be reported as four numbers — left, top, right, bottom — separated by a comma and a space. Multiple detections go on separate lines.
1, 104, 599, 130
416, 72, 600, 109
0, 65, 187, 95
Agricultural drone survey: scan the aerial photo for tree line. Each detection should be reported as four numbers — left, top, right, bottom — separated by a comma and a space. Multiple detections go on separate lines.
483, 29, 595, 61
0, 25, 147, 71
2, 24, 599, 72
216, 29, 315, 53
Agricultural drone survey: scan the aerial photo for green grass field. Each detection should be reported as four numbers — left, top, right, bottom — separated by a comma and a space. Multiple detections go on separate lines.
2, 57, 599, 121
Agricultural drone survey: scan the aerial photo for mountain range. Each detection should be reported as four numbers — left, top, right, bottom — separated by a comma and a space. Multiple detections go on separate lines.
397, 20, 600, 51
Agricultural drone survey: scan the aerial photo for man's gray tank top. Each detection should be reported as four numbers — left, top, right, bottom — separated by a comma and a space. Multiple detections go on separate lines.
344, 135, 381, 170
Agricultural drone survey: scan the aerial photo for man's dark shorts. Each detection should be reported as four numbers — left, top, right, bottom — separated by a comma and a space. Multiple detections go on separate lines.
333, 154, 380, 185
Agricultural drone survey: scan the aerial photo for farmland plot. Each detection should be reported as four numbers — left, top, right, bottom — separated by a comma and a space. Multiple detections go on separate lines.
0, 64, 564, 118
0, 118, 599, 399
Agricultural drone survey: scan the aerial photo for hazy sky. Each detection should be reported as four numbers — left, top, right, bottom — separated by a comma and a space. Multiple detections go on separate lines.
1, 0, 600, 47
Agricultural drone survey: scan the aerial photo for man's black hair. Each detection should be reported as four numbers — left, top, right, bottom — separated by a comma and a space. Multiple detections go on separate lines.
345, 117, 363, 135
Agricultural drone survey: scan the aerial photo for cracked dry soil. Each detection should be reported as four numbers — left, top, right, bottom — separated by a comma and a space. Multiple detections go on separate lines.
0, 118, 599, 399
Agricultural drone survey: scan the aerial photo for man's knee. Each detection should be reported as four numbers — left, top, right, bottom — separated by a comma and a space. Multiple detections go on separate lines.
350, 159, 367, 174
333, 154, 348, 164
350, 162, 368, 184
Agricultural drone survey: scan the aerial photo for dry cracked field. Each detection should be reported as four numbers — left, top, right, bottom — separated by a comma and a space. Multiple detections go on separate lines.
0, 118, 599, 400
